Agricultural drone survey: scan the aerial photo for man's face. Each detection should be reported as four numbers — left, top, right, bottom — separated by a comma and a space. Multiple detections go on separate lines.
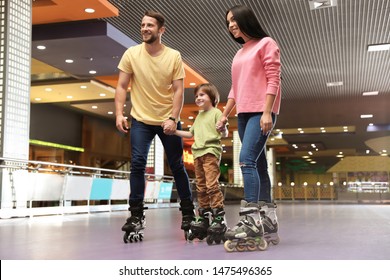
140, 16, 163, 44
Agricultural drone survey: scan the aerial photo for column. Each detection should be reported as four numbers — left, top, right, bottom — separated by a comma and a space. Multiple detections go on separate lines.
0, 0, 32, 209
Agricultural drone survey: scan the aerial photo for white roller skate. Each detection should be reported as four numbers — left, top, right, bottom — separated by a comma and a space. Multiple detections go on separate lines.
224, 200, 268, 252
259, 201, 280, 245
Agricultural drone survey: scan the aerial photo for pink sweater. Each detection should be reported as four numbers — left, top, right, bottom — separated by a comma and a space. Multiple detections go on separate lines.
228, 37, 281, 114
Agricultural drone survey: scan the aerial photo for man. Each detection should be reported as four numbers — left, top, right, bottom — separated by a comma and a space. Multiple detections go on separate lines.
115, 10, 194, 242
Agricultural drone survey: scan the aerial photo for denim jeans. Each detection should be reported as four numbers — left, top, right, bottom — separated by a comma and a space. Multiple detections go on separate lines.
257, 151, 272, 203
129, 118, 192, 202
237, 113, 276, 203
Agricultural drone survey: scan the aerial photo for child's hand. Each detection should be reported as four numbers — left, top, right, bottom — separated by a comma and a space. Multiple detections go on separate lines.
216, 116, 228, 132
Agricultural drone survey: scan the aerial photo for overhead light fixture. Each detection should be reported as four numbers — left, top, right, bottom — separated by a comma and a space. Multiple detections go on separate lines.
85, 8, 95, 14
360, 114, 373, 119
309, 0, 337, 10
367, 43, 390, 52
37, 45, 46, 50
362, 91, 379, 96
326, 81, 343, 87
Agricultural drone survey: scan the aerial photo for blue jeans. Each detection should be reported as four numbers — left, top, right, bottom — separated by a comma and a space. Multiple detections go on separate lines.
129, 118, 192, 202
237, 113, 276, 203
257, 151, 272, 203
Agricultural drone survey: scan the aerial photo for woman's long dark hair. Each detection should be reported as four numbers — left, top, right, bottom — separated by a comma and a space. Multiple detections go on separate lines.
226, 5, 268, 44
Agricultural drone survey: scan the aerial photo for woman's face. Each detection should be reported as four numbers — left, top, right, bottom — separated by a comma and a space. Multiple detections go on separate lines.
226, 11, 249, 42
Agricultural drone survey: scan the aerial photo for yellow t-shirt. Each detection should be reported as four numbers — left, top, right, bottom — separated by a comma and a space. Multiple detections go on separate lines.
118, 43, 185, 125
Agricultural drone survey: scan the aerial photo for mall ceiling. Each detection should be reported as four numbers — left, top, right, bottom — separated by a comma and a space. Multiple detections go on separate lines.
30, 0, 390, 171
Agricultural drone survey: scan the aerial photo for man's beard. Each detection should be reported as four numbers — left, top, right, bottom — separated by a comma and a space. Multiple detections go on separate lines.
143, 33, 159, 44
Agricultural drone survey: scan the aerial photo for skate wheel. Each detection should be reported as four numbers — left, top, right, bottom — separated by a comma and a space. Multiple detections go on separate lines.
123, 232, 129, 244
271, 237, 280, 245
247, 239, 257, 251
236, 243, 246, 252
184, 231, 188, 240
224, 240, 235, 252
206, 235, 213, 245
258, 238, 268, 251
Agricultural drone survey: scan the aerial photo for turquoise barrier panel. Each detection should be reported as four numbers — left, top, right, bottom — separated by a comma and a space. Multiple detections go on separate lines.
158, 182, 173, 200
90, 178, 113, 200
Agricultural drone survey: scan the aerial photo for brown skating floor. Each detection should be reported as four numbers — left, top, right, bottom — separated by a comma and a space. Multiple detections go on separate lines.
1, 202, 390, 260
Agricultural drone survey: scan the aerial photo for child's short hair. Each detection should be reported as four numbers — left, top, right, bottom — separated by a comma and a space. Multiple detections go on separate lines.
194, 83, 220, 107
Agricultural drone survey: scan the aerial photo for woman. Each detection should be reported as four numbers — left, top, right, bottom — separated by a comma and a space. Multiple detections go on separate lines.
217, 5, 281, 251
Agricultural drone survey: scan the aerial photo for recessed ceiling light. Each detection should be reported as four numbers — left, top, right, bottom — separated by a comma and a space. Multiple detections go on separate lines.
309, 0, 337, 10
66, 96, 73, 99
89, 70, 97, 74
92, 106, 98, 109
189, 82, 196, 86
35, 98, 42, 101
367, 43, 390, 52
37, 45, 46, 50
326, 81, 343, 87
45, 88, 52, 92
360, 114, 373, 119
99, 93, 106, 97
85, 8, 95, 13
108, 111, 113, 115
65, 59, 74, 63
80, 85, 87, 89
362, 91, 379, 96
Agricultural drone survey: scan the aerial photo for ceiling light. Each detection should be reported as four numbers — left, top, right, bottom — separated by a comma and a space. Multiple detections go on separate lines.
45, 88, 52, 92
362, 91, 379, 96
66, 96, 73, 99
89, 70, 97, 74
65, 59, 74, 63
92, 106, 98, 109
80, 85, 87, 89
360, 114, 373, 119
99, 93, 106, 97
189, 82, 196, 86
85, 8, 95, 13
367, 43, 390, 52
309, 0, 337, 10
326, 81, 343, 87
108, 112, 113, 115
35, 98, 41, 101
37, 45, 46, 50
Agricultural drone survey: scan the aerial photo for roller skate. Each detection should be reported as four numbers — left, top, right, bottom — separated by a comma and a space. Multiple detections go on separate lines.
223, 200, 268, 252
206, 208, 227, 245
259, 201, 280, 245
122, 201, 148, 243
179, 199, 195, 241
187, 208, 211, 241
